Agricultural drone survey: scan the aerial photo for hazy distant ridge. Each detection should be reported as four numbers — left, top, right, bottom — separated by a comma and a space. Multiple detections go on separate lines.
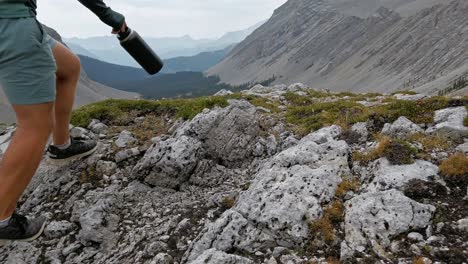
65, 21, 264, 67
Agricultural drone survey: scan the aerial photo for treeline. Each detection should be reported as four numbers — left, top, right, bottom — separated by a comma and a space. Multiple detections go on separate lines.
438, 76, 467, 96
115, 72, 277, 100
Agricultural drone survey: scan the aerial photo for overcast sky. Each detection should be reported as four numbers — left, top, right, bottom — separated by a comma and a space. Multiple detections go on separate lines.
37, 0, 287, 39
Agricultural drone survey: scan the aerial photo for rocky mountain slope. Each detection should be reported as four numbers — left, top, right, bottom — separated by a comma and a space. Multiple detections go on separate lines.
0, 84, 466, 263
208, 0, 468, 95
0, 26, 138, 124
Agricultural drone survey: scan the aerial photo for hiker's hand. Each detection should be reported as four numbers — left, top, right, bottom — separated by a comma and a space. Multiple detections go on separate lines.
112, 21, 127, 34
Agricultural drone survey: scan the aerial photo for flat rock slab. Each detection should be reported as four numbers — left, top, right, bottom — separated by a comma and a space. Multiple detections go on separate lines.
365, 158, 439, 192
341, 189, 436, 259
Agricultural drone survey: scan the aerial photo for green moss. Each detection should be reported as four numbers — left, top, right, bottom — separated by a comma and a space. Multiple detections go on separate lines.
242, 95, 280, 112
286, 100, 371, 135
391, 90, 418, 95
221, 196, 236, 209
71, 97, 228, 127
284, 93, 455, 135
373, 97, 448, 124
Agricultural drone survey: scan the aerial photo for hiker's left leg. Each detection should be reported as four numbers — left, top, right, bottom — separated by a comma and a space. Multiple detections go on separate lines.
46, 39, 97, 162
51, 41, 81, 146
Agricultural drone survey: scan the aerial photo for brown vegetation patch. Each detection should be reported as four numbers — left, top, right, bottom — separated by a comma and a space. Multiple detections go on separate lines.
439, 153, 468, 185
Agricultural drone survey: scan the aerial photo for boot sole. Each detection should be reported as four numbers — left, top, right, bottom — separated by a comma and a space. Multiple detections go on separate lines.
0, 220, 47, 246
46, 145, 98, 165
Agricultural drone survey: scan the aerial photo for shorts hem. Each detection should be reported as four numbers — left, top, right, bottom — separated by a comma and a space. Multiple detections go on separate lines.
9, 97, 56, 105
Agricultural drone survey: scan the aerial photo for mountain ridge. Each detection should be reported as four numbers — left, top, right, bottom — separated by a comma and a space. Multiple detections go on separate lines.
65, 21, 265, 66
208, 0, 468, 95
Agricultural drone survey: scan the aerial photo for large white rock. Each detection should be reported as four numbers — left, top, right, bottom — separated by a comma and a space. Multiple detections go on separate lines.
75, 198, 120, 250
300, 125, 342, 144
381, 116, 423, 139
365, 158, 439, 192
184, 126, 350, 262
350, 122, 369, 143
133, 135, 203, 188
0, 127, 15, 153
88, 119, 108, 134
241, 84, 299, 98
178, 100, 261, 166
341, 190, 435, 259
426, 106, 468, 141
287, 83, 307, 91
134, 100, 262, 188
455, 141, 468, 154
115, 130, 137, 148
393, 93, 427, 101
214, 89, 233, 96
191, 249, 253, 264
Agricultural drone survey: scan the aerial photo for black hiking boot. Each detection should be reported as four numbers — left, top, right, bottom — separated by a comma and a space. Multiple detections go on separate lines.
0, 213, 46, 246
47, 137, 97, 162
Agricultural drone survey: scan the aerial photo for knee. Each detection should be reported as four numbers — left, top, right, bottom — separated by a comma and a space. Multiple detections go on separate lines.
68, 54, 81, 80
59, 54, 81, 81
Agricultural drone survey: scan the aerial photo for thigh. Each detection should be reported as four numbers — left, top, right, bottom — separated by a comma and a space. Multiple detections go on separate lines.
0, 17, 57, 105
52, 42, 81, 80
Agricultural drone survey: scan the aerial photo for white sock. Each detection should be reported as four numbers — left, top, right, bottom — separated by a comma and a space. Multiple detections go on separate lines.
0, 216, 11, 227
53, 138, 71, 150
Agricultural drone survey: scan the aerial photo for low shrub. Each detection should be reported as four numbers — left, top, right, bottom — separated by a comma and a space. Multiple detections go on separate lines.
383, 139, 418, 165
353, 136, 417, 165
439, 153, 468, 185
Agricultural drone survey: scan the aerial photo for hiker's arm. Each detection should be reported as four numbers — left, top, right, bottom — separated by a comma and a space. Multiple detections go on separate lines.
77, 0, 125, 30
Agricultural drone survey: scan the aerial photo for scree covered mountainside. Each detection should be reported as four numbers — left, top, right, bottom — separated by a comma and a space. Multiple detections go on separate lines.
208, 0, 468, 95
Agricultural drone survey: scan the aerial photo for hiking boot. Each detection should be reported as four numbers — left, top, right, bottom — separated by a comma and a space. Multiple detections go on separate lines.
47, 138, 97, 162
0, 213, 46, 245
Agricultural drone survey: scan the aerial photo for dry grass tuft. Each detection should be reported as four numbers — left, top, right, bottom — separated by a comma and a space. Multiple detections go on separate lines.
221, 196, 236, 209
309, 216, 335, 242
413, 257, 427, 264
335, 178, 361, 198
324, 200, 345, 223
408, 133, 452, 152
352, 136, 391, 164
440, 153, 468, 185
352, 136, 417, 165
309, 200, 346, 242
325, 257, 341, 264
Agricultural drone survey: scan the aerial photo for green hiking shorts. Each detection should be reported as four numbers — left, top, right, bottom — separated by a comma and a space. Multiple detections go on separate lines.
0, 17, 57, 105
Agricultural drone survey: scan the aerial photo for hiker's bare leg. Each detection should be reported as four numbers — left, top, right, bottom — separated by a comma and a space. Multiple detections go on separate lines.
0, 103, 54, 219
52, 43, 80, 146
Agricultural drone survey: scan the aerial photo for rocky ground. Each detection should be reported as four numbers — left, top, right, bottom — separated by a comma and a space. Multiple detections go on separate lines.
0, 84, 467, 264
